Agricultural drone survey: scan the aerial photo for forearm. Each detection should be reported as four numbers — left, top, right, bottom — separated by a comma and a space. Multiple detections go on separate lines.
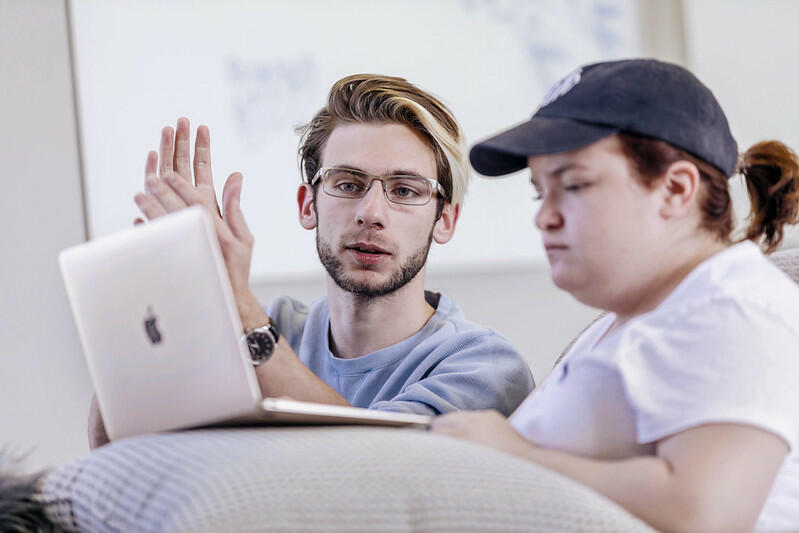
238, 292, 349, 406
254, 343, 350, 406
433, 410, 743, 533
514, 446, 727, 533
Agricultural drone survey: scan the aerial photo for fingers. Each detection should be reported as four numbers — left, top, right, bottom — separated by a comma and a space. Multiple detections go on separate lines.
430, 411, 492, 433
134, 170, 194, 221
139, 149, 165, 221
173, 117, 192, 182
143, 120, 229, 228
187, 123, 219, 211
145, 150, 158, 182
193, 124, 213, 188
146, 173, 188, 212
162, 171, 226, 228
159, 126, 175, 177
222, 172, 254, 244
134, 192, 167, 220
430, 412, 457, 431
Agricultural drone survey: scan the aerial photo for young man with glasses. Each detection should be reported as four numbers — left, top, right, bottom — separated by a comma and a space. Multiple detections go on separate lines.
88, 74, 534, 447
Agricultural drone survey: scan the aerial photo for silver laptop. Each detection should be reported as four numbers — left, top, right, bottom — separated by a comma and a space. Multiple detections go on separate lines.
59, 206, 430, 441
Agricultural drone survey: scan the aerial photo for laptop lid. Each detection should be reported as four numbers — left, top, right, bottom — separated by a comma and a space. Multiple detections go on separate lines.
59, 206, 261, 441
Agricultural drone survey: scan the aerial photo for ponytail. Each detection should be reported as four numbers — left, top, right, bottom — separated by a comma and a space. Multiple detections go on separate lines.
738, 141, 799, 253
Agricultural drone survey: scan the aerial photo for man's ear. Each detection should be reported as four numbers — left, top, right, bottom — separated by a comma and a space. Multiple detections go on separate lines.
297, 183, 317, 230
659, 160, 701, 219
432, 202, 459, 244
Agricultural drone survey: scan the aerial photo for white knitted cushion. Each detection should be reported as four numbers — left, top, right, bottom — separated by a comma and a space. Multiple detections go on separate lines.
39, 427, 654, 532
770, 246, 799, 284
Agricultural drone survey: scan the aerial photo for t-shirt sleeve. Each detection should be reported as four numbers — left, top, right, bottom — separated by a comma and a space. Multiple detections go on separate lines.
370, 332, 535, 417
618, 298, 799, 449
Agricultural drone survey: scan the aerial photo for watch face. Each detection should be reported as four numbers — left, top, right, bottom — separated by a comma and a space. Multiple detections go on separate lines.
247, 330, 275, 364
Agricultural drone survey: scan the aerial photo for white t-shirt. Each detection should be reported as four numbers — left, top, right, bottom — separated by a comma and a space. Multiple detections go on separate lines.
510, 241, 799, 531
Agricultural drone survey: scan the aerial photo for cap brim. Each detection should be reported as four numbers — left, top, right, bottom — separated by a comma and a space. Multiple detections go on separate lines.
469, 117, 620, 177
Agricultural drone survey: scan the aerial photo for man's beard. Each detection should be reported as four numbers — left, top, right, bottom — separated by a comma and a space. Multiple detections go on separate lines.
316, 228, 434, 299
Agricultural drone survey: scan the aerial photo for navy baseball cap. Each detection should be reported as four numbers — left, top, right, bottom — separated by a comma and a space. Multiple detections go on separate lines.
470, 59, 739, 178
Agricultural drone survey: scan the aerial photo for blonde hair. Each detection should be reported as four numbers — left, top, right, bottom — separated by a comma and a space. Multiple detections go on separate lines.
297, 74, 469, 207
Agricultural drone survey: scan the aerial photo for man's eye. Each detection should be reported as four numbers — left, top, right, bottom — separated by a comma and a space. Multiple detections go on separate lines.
393, 186, 419, 198
564, 183, 586, 192
388, 179, 424, 199
335, 181, 364, 193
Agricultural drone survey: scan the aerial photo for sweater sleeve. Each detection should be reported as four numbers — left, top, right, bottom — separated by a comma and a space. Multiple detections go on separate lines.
371, 332, 535, 417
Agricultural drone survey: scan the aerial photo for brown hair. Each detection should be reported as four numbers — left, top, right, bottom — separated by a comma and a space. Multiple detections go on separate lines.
738, 142, 799, 252
617, 133, 799, 253
296, 74, 469, 209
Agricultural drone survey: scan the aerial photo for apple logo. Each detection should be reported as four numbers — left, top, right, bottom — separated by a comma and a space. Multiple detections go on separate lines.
144, 306, 162, 344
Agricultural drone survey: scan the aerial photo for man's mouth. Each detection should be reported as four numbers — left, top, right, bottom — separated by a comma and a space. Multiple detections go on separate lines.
345, 242, 392, 266
346, 243, 391, 255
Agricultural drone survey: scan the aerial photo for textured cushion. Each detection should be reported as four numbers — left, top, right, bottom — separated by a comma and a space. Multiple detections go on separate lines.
38, 427, 654, 532
770, 246, 799, 284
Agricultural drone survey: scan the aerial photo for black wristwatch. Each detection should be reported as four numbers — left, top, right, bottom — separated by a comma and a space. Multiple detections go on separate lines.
243, 317, 280, 366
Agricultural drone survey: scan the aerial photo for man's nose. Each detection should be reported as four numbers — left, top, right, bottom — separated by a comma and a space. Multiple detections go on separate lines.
355, 181, 388, 228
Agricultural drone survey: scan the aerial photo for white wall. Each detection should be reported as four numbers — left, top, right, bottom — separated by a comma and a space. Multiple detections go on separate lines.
684, 0, 799, 151
683, 0, 799, 248
0, 0, 92, 468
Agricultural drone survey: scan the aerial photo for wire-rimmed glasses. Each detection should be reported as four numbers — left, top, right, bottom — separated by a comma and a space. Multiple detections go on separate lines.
310, 167, 447, 206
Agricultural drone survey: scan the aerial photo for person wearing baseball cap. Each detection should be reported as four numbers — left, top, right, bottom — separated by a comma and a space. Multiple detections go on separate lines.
433, 59, 799, 531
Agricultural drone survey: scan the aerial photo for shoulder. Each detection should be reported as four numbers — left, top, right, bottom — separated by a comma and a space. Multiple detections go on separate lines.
267, 295, 327, 352
641, 242, 799, 342
426, 292, 503, 339
266, 295, 311, 327
421, 292, 532, 376
620, 274, 799, 379
610, 257, 799, 445
695, 242, 799, 311
624, 295, 799, 377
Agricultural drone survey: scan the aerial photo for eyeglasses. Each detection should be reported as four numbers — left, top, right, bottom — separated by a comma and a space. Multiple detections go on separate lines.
310, 167, 447, 206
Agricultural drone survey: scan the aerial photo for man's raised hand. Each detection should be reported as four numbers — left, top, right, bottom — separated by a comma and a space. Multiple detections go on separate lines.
133, 118, 256, 303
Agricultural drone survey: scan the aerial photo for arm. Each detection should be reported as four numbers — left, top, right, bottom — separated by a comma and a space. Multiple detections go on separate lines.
133, 119, 349, 407
236, 293, 348, 405
432, 411, 788, 532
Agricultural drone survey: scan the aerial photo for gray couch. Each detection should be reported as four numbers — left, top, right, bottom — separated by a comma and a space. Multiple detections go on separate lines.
31, 247, 799, 532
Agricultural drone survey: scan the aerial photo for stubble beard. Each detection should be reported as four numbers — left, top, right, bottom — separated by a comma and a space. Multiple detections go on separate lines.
316, 226, 434, 301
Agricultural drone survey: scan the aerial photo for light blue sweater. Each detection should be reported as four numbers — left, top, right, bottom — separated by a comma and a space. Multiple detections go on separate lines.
266, 291, 535, 416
